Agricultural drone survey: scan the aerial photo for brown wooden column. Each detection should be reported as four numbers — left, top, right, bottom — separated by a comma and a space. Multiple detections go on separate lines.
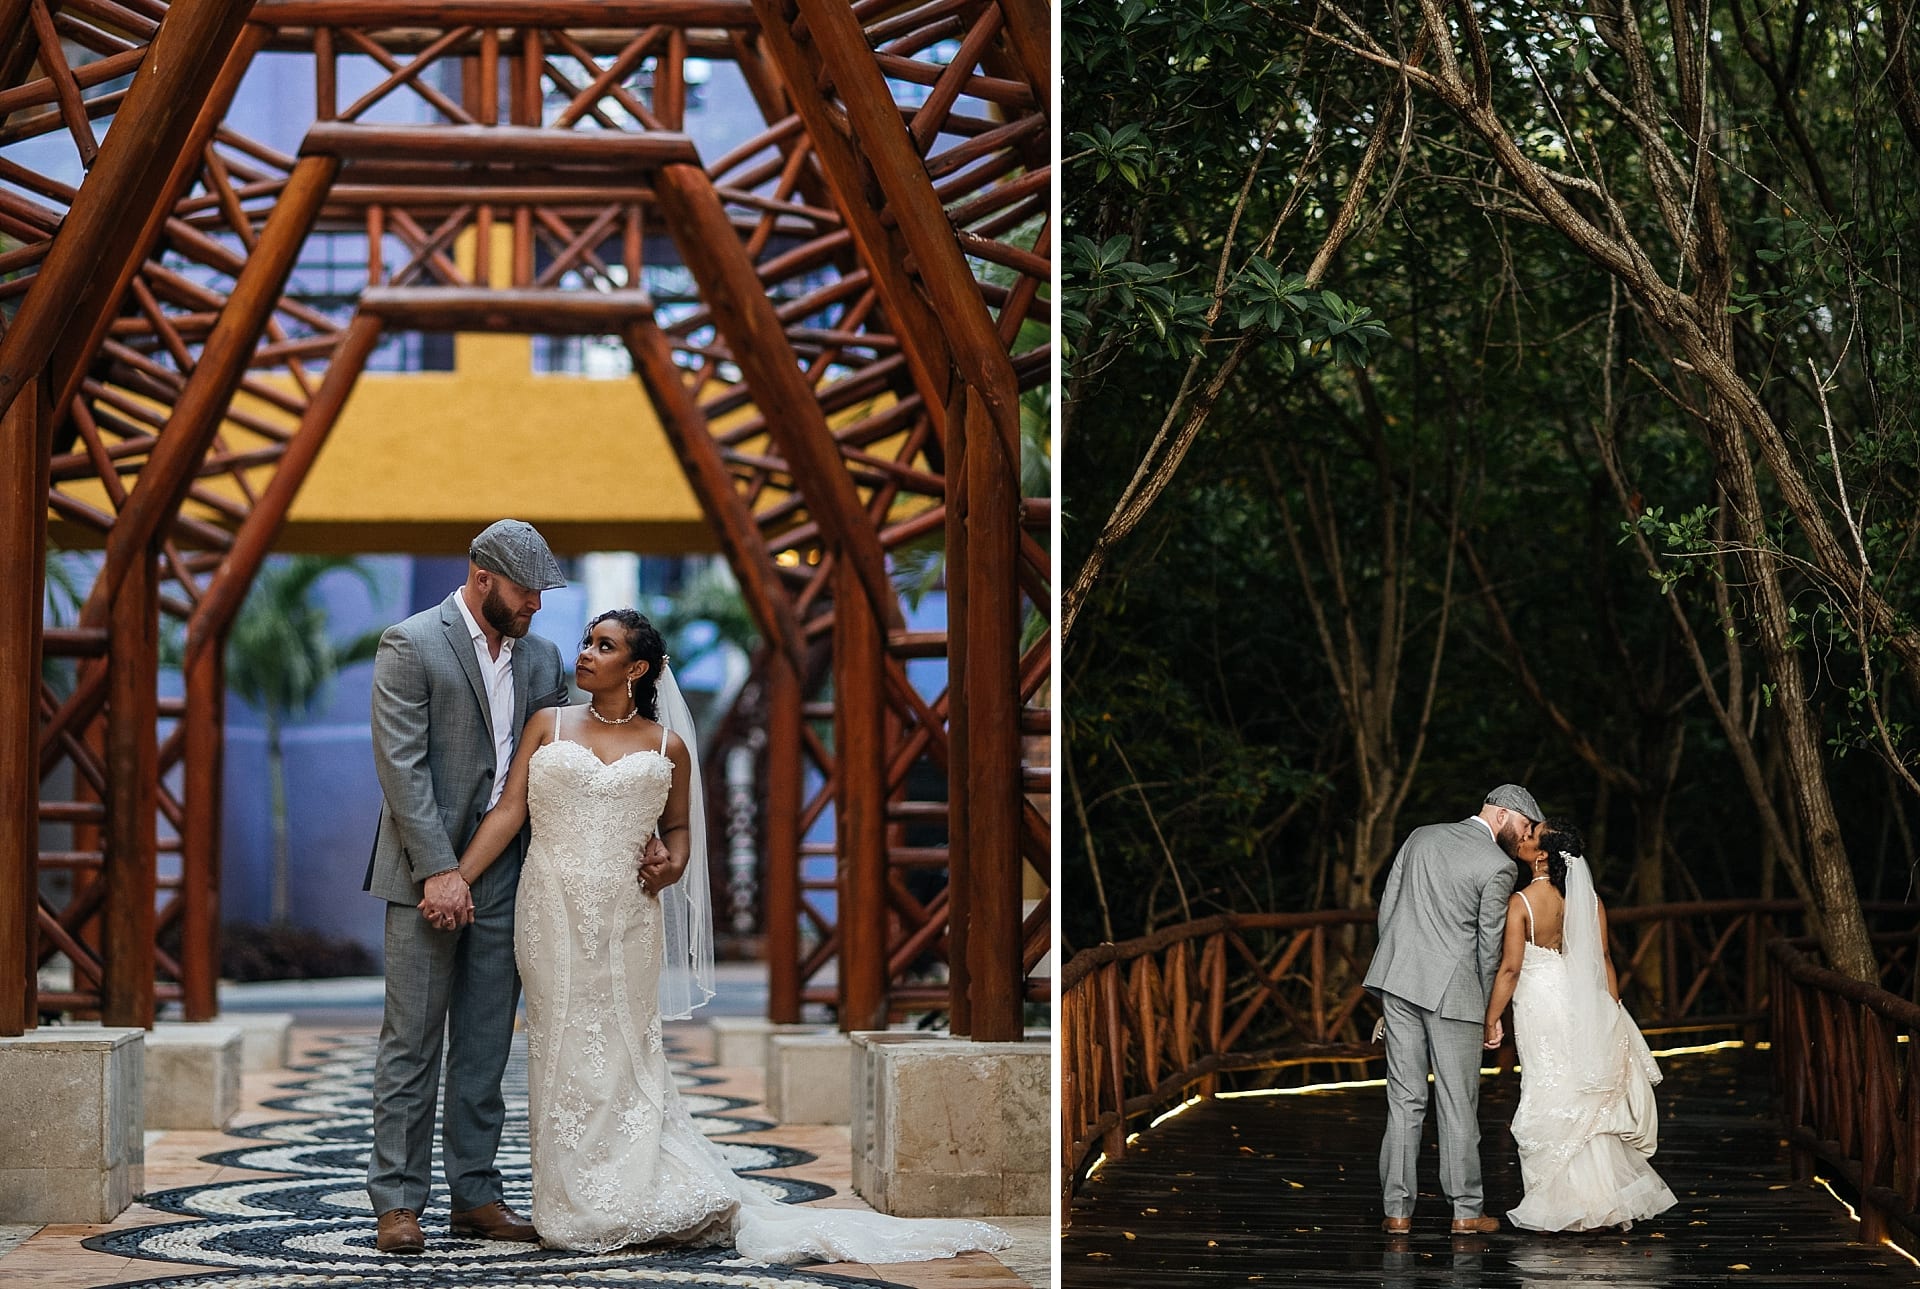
959, 391, 1024, 1042
0, 377, 49, 1035
0, 0, 260, 422
178, 644, 225, 1021
944, 387, 974, 1036
177, 311, 385, 1020
103, 545, 158, 1028
834, 560, 888, 1032
764, 651, 802, 1024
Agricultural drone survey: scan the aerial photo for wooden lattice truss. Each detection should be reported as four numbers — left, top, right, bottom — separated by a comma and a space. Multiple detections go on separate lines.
0, 0, 1051, 1041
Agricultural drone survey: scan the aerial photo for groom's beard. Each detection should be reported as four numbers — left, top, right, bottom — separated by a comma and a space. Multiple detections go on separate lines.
482, 586, 531, 638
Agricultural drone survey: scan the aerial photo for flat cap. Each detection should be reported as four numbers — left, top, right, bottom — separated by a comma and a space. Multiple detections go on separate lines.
1485, 783, 1543, 822
469, 519, 566, 591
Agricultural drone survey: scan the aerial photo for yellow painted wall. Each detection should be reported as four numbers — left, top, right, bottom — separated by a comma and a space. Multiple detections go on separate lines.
272, 330, 715, 555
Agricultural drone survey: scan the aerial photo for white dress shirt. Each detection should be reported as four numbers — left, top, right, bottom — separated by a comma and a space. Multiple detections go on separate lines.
454, 588, 516, 811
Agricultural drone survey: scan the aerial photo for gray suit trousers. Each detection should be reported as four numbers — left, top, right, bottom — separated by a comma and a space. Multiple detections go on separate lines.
1378, 988, 1487, 1219
367, 843, 524, 1216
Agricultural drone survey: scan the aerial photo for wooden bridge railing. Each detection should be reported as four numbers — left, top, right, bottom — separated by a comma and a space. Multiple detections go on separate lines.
1770, 936, 1920, 1250
1062, 900, 1920, 1214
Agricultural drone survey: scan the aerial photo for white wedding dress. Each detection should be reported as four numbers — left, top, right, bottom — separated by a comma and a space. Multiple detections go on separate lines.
514, 707, 1010, 1263
1505, 873, 1677, 1232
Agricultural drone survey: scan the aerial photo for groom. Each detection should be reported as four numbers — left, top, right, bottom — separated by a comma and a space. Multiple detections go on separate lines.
363, 519, 570, 1254
1363, 783, 1542, 1235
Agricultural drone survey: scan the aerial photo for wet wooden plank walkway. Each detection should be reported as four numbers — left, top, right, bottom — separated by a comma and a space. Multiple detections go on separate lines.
1064, 1046, 1920, 1286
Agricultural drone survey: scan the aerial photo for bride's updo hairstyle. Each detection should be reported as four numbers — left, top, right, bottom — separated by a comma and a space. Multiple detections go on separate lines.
585, 609, 667, 720
1534, 817, 1584, 895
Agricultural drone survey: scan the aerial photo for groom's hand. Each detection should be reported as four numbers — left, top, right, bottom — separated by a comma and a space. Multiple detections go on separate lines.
419, 869, 474, 930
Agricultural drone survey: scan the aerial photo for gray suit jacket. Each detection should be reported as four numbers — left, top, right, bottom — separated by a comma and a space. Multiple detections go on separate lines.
1362, 819, 1516, 1023
363, 592, 568, 905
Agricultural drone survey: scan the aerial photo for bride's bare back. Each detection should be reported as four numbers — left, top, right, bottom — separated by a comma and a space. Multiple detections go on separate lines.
1519, 881, 1565, 952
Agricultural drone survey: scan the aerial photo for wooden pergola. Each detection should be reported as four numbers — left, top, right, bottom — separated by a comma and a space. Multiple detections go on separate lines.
0, 0, 1051, 1042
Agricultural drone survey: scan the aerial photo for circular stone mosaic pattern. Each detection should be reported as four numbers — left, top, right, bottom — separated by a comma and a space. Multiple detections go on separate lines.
85, 1034, 891, 1289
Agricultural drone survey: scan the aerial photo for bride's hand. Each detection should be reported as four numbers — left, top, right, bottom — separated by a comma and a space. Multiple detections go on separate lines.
637, 836, 687, 896
1483, 1017, 1503, 1050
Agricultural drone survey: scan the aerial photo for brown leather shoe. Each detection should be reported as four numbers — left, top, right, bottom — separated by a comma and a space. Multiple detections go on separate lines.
450, 1200, 538, 1242
1381, 1215, 1412, 1234
1451, 1215, 1500, 1234
376, 1208, 425, 1254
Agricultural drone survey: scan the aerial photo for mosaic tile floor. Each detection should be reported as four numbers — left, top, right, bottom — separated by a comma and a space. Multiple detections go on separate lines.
0, 1027, 1041, 1289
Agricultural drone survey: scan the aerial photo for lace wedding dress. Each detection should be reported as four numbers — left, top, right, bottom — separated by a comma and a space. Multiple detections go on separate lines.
515, 708, 1011, 1263
1505, 877, 1677, 1232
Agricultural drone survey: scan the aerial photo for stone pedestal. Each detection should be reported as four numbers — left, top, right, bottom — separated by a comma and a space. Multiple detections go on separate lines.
765, 1030, 854, 1124
146, 1022, 243, 1129
0, 1028, 144, 1223
219, 1012, 294, 1072
851, 1031, 1049, 1217
706, 1016, 821, 1070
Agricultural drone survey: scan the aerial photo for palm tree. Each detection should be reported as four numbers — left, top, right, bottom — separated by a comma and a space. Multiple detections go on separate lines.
225, 557, 383, 924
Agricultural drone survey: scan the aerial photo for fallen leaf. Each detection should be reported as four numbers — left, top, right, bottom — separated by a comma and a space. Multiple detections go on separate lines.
1730, 1264, 1750, 1271
1124, 1232, 1137, 1240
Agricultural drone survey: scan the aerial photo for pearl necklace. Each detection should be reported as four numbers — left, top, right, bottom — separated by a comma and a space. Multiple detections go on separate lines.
586, 699, 640, 725
1529, 874, 1551, 884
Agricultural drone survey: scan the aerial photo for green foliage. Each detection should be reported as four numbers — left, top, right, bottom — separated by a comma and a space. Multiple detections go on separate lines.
227, 558, 382, 720
1064, 0, 1920, 947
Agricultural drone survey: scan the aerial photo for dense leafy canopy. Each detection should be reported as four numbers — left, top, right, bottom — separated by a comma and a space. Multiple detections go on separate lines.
1063, 0, 1920, 966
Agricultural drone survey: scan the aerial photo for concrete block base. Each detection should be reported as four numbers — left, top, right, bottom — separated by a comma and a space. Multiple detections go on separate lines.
146, 1022, 243, 1130
765, 1031, 854, 1125
851, 1032, 1050, 1217
0, 1028, 145, 1223
219, 1012, 294, 1072
706, 1016, 821, 1071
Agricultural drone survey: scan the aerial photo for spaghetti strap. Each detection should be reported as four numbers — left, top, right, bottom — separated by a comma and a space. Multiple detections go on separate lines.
1517, 889, 1535, 945
552, 704, 564, 742
660, 720, 670, 754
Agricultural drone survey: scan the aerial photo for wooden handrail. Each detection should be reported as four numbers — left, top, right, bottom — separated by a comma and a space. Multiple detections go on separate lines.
1769, 937, 1920, 1250
1063, 901, 1920, 1221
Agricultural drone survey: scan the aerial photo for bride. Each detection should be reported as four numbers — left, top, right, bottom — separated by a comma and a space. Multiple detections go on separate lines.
450, 608, 1010, 1263
1481, 819, 1676, 1232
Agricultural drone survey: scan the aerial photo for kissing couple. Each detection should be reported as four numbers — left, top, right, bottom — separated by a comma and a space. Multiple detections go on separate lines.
362, 519, 1009, 1263
1363, 784, 1677, 1235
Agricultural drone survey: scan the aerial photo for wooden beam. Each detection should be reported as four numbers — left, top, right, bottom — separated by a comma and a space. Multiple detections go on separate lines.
749, 0, 953, 437
622, 318, 803, 667
651, 162, 904, 634
834, 559, 888, 1032
103, 544, 158, 1028
301, 121, 699, 168
253, 0, 758, 26
0, 2, 262, 426
0, 377, 48, 1035
359, 285, 652, 334
80, 153, 340, 629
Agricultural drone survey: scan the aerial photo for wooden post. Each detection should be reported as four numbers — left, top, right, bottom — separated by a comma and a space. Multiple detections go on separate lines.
764, 652, 802, 1024
961, 389, 1024, 1042
945, 386, 972, 1035
103, 544, 158, 1028
834, 560, 888, 1032
0, 377, 49, 1035
178, 644, 224, 1020
175, 312, 385, 1019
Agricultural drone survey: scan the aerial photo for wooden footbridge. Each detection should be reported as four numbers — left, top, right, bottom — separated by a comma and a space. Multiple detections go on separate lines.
1062, 902, 1920, 1285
